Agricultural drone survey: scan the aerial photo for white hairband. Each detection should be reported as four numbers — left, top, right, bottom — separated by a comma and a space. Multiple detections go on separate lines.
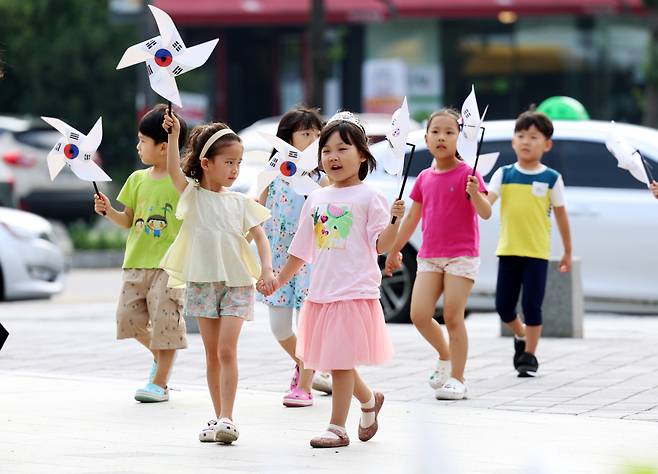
200, 128, 237, 159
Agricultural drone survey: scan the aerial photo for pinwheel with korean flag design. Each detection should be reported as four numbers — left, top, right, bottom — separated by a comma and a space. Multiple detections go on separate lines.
381, 97, 415, 223
116, 5, 218, 109
256, 132, 321, 196
381, 97, 411, 176
606, 121, 654, 188
41, 116, 111, 213
457, 85, 499, 177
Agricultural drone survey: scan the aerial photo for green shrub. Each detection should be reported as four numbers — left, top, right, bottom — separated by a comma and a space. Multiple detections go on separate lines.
68, 220, 127, 250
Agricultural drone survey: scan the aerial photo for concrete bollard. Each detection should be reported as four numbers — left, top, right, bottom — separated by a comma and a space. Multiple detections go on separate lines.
500, 257, 584, 338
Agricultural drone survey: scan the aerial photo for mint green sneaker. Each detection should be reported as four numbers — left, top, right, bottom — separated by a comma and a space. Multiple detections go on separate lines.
135, 383, 169, 403
148, 360, 157, 383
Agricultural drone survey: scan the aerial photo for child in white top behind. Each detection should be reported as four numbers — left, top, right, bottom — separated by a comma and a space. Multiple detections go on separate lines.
161, 113, 275, 445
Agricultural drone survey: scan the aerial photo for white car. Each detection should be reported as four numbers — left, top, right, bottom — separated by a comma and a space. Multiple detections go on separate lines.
368, 120, 658, 322
0, 207, 69, 300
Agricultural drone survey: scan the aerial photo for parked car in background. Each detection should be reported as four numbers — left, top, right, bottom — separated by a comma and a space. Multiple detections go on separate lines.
368, 120, 658, 322
0, 115, 106, 222
0, 206, 70, 300
235, 113, 422, 196
0, 159, 14, 207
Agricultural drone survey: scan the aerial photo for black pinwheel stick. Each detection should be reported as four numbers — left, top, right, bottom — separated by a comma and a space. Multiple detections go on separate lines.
391, 143, 416, 224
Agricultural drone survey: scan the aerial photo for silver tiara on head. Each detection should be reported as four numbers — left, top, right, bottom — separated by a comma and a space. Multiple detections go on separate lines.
327, 111, 366, 133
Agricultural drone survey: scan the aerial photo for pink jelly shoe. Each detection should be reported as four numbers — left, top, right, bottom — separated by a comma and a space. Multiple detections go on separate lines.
283, 386, 313, 407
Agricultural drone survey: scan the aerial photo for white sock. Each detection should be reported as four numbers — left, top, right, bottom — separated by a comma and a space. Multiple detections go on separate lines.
515, 334, 526, 341
320, 424, 346, 439
360, 393, 376, 428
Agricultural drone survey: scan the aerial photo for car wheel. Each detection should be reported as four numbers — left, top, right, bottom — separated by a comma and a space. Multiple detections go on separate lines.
379, 245, 417, 323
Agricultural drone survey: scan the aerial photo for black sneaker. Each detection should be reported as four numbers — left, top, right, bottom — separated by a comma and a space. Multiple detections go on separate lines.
513, 337, 526, 369
516, 352, 539, 378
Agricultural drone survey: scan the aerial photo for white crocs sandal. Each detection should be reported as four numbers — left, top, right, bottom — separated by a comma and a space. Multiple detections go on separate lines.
215, 418, 239, 444
199, 419, 218, 443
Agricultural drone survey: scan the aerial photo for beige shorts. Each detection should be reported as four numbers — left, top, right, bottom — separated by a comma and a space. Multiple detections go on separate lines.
116, 269, 187, 350
417, 256, 480, 281
184, 282, 254, 321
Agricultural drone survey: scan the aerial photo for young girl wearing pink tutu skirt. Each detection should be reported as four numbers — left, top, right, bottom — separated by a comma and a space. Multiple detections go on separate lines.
258, 111, 405, 448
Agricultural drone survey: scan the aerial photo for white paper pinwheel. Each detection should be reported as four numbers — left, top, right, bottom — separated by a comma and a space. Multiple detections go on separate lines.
605, 121, 651, 186
457, 85, 499, 176
256, 132, 320, 196
41, 117, 111, 182
380, 97, 411, 176
116, 5, 218, 107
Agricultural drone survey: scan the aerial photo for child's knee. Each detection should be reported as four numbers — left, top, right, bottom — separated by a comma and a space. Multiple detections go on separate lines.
218, 347, 237, 364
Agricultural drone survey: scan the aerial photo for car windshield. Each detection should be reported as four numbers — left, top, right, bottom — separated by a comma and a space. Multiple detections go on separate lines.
14, 129, 61, 149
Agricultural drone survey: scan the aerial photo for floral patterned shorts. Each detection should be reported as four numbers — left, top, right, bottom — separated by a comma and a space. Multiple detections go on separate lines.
184, 282, 254, 321
417, 256, 480, 281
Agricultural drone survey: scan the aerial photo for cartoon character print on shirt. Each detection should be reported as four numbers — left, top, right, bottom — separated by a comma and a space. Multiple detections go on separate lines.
311, 202, 353, 249
134, 202, 174, 238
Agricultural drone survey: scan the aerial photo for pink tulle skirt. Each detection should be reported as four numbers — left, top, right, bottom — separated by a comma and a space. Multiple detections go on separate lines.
296, 299, 394, 371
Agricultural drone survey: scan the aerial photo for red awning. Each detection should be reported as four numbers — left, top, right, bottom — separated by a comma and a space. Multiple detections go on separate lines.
389, 0, 645, 17
154, 0, 387, 26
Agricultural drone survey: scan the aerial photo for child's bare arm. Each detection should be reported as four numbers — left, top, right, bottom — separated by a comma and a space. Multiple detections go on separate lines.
376, 199, 405, 254
466, 176, 492, 219
554, 206, 573, 272
384, 201, 421, 276
162, 113, 188, 194
486, 190, 498, 206
651, 180, 658, 199
94, 192, 133, 229
258, 186, 269, 206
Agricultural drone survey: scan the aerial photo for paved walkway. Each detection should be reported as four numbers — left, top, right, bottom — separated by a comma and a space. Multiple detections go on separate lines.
2, 269, 658, 472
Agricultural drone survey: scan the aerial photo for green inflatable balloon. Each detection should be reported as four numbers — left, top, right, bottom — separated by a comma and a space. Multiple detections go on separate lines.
537, 96, 590, 121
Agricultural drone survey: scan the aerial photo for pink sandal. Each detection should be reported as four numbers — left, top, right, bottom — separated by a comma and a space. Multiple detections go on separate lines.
358, 391, 384, 442
283, 386, 313, 407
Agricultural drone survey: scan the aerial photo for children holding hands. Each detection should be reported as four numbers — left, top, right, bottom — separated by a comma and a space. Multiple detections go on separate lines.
160, 111, 275, 444
259, 111, 405, 448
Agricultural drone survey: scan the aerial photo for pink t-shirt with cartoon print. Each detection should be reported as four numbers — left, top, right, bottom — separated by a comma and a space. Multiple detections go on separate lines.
409, 161, 487, 258
288, 183, 389, 303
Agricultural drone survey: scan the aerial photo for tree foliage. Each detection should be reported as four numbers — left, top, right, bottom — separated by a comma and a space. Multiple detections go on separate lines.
0, 0, 139, 181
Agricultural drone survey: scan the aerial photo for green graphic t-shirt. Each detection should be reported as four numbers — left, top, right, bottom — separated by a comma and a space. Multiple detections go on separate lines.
117, 169, 182, 269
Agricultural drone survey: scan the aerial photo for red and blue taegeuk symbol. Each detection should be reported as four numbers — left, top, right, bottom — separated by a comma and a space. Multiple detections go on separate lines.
63, 144, 79, 160
279, 161, 297, 177
154, 48, 173, 67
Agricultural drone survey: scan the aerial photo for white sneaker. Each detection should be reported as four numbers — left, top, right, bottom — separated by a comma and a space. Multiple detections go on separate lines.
428, 359, 451, 389
312, 372, 333, 394
435, 377, 468, 400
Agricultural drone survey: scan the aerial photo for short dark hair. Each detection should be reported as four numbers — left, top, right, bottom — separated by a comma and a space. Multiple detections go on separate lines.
138, 104, 188, 150
275, 105, 324, 151
514, 111, 554, 139
318, 119, 376, 181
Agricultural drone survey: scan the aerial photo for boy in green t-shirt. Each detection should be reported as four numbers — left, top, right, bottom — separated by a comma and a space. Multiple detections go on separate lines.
94, 104, 188, 402
486, 111, 573, 378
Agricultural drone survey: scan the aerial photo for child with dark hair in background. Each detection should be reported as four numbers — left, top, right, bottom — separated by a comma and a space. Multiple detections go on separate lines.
257, 106, 333, 406
486, 110, 573, 377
